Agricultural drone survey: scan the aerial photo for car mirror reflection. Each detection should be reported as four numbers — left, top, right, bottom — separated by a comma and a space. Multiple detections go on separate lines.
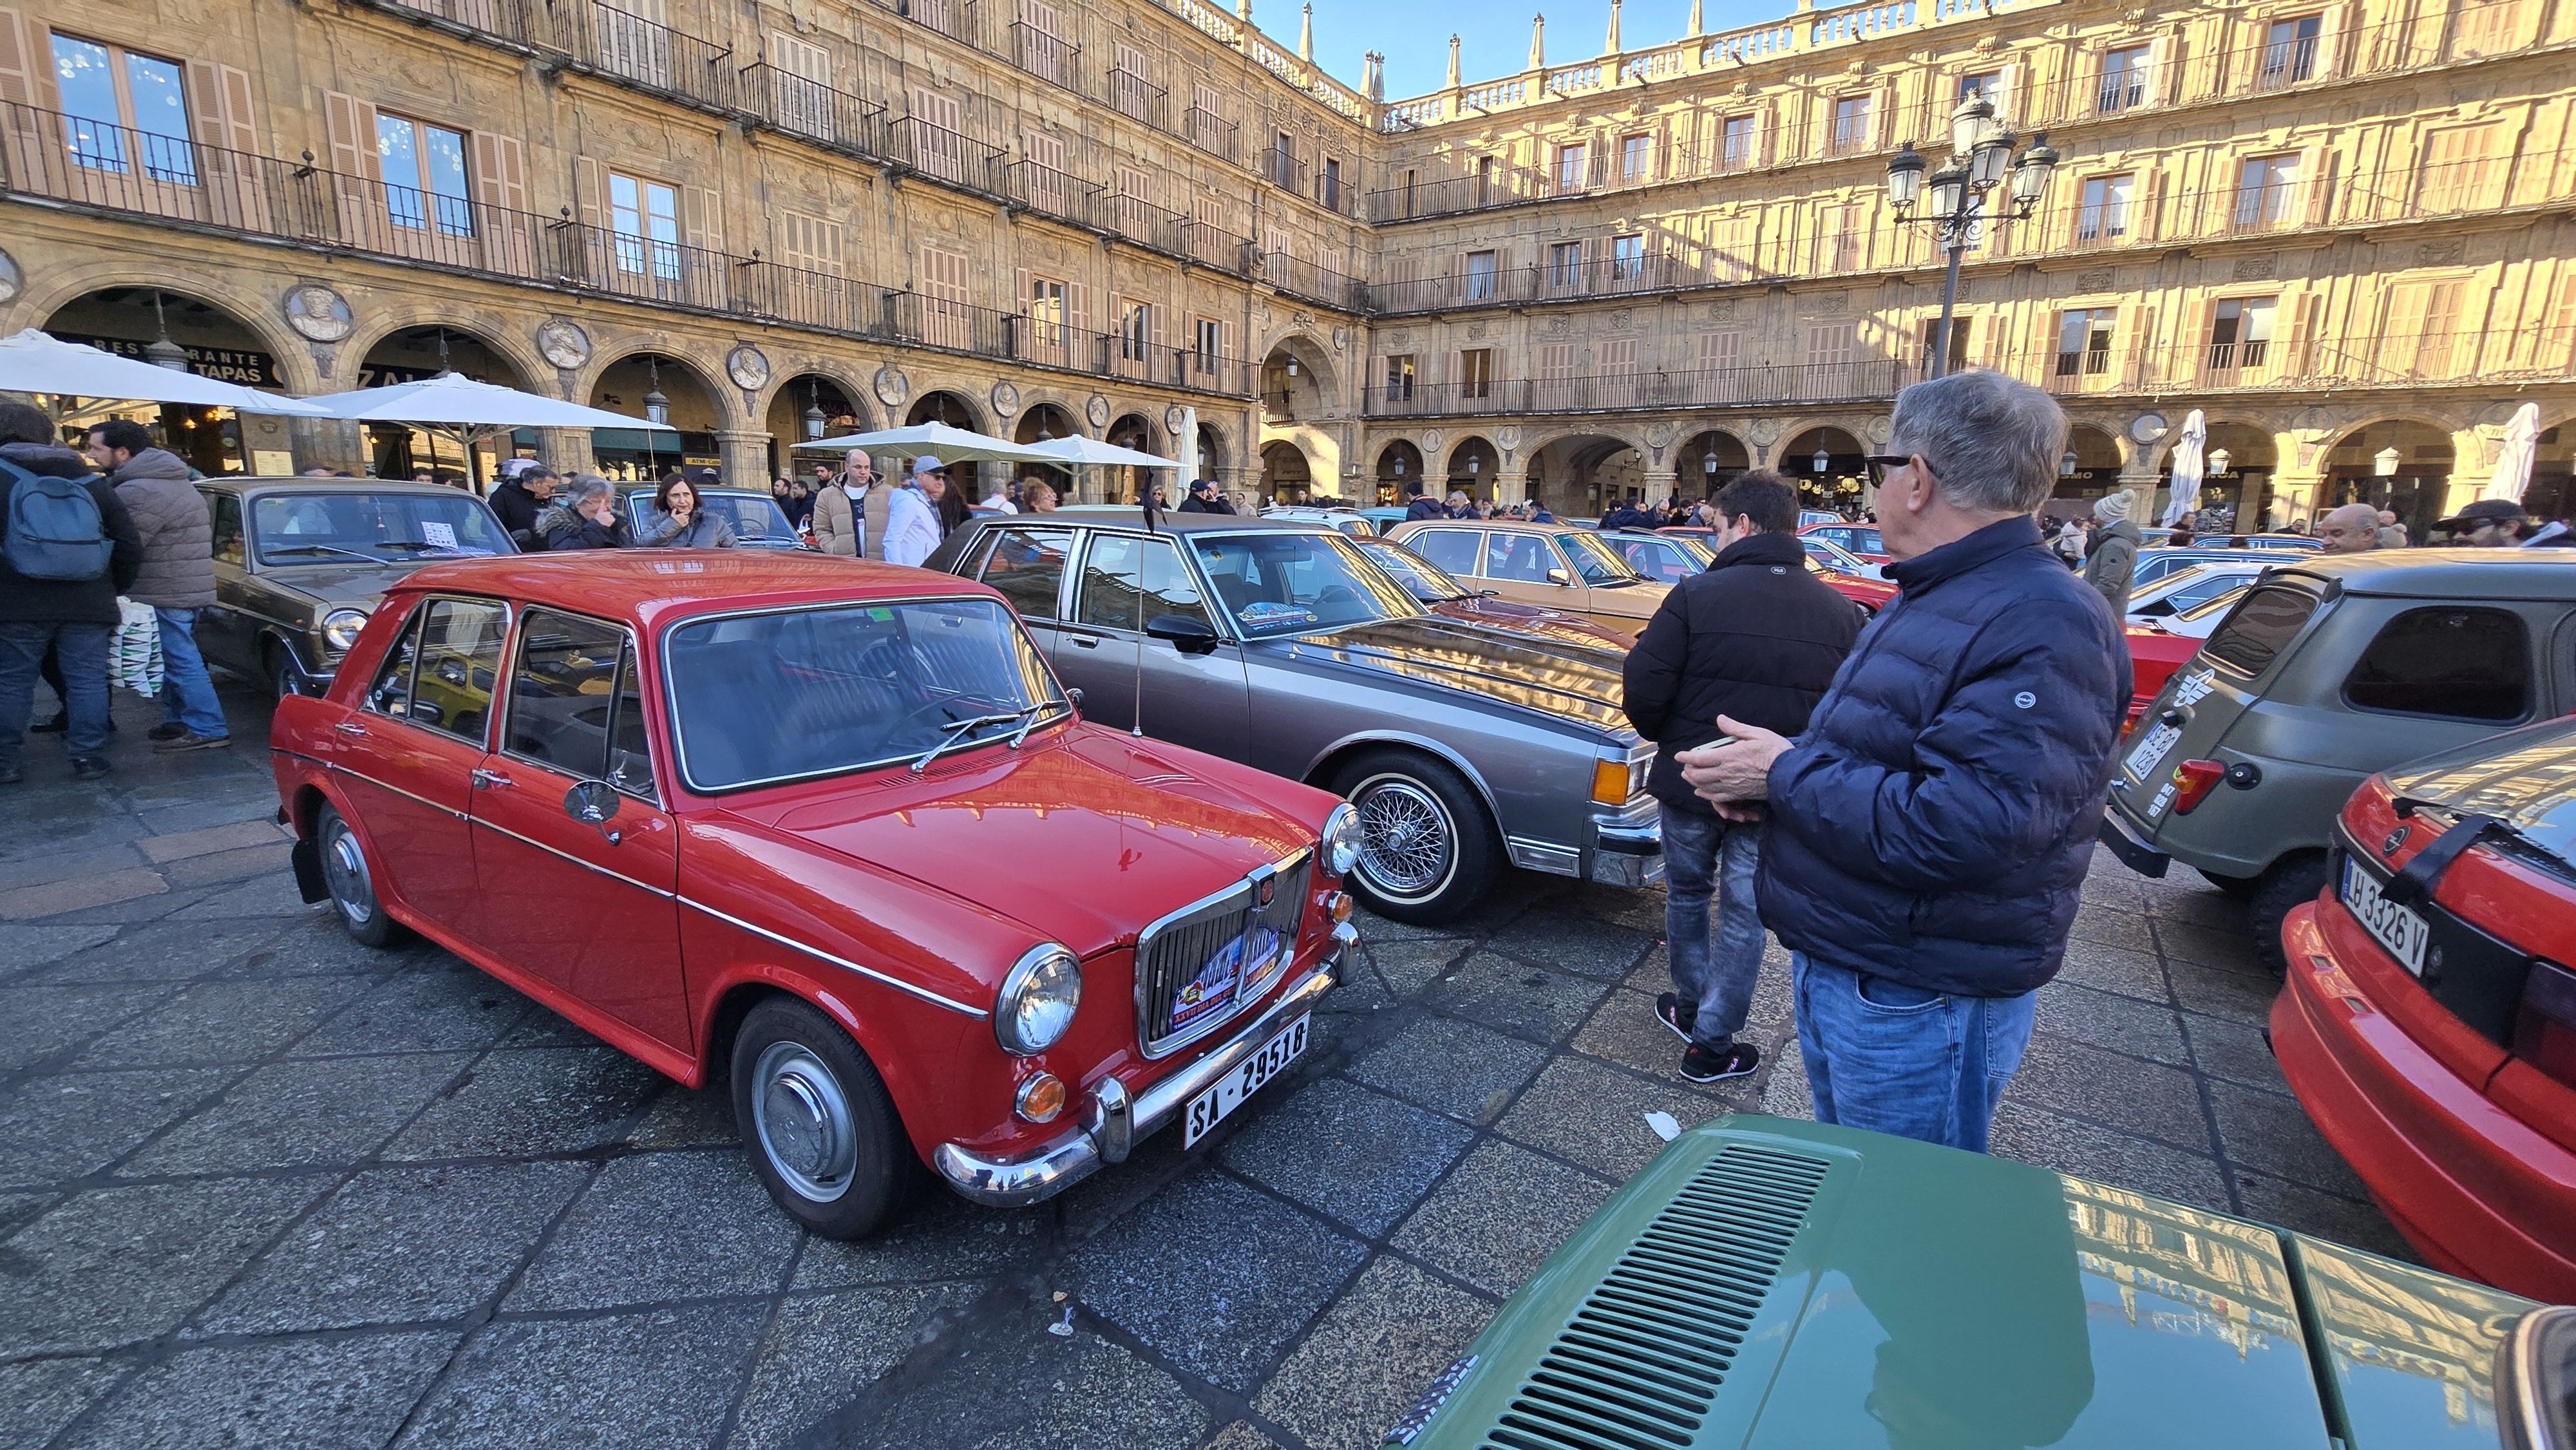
564, 779, 622, 827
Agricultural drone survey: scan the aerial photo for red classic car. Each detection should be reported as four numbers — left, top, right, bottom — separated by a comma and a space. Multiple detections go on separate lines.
270, 553, 1359, 1237
2275, 720, 2576, 1302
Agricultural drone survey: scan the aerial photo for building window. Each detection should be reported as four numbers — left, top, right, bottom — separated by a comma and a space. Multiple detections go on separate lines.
1473, 153, 1497, 205
919, 243, 972, 349
377, 113, 473, 236
1610, 233, 1646, 281
2208, 297, 2276, 372
1195, 317, 1223, 372
609, 171, 681, 279
2056, 307, 2116, 375
1830, 94, 1872, 155
2076, 173, 2132, 242
1696, 330, 1739, 372
2098, 44, 2152, 113
1554, 142, 1589, 193
1320, 155, 1342, 211
1025, 274, 1066, 349
1547, 241, 1583, 290
1190, 84, 1224, 154
1112, 44, 1151, 120
1958, 70, 2003, 104
2233, 153, 2300, 229
1720, 114, 1755, 171
1119, 300, 1151, 361
1457, 348, 1495, 400
49, 34, 195, 183
1464, 249, 1498, 301
1806, 322, 1856, 368
1384, 354, 1416, 402
1271, 130, 1296, 187
1918, 317, 1971, 372
1818, 204, 1861, 271
1620, 132, 1651, 184
2260, 14, 2322, 87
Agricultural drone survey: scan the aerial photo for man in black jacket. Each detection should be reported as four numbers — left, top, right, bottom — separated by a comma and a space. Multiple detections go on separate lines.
1621, 471, 1859, 1081
486, 460, 559, 549
0, 402, 144, 784
1178, 478, 1235, 514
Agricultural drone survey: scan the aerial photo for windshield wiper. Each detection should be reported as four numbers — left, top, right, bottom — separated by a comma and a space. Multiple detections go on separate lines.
909, 706, 1046, 773
1007, 700, 1069, 748
261, 544, 386, 565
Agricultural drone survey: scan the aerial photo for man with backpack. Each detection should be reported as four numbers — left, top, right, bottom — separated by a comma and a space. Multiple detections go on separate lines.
0, 402, 143, 783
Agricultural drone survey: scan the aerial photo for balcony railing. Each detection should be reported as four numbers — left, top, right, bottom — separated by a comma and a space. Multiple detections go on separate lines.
1007, 159, 1103, 229
1255, 250, 1364, 310
0, 102, 1255, 400
1014, 24, 1079, 90
1108, 68, 1167, 129
1180, 219, 1246, 270
1365, 360, 1921, 417
1183, 106, 1237, 164
886, 117, 1007, 194
558, 0, 735, 111
738, 64, 887, 156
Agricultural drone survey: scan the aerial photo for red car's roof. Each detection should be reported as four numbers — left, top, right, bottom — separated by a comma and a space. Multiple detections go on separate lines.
394, 553, 988, 627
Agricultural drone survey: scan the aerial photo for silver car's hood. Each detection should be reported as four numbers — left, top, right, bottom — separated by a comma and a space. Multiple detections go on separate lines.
2384, 715, 2576, 863
1253, 616, 1636, 740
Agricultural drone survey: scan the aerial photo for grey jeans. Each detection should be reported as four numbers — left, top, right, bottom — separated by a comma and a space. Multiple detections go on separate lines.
1660, 804, 1765, 1051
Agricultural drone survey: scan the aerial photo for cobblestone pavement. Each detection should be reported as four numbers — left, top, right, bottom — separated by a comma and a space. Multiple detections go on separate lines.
0, 681, 2410, 1449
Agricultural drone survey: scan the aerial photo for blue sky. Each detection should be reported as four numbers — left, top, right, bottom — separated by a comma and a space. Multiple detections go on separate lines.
1291, 0, 1788, 99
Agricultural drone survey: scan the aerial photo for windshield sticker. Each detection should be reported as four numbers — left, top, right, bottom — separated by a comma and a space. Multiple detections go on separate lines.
419, 521, 457, 549
1237, 602, 1319, 628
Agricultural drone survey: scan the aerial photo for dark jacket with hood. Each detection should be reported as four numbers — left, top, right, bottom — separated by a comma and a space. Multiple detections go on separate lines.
1403, 494, 1446, 522
0, 442, 143, 625
1757, 515, 2130, 998
108, 447, 214, 609
1622, 530, 1861, 818
488, 478, 549, 547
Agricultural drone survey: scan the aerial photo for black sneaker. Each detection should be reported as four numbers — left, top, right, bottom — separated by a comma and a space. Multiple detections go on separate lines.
69, 756, 110, 780
151, 733, 231, 754
29, 711, 66, 735
146, 722, 187, 742
1653, 992, 1696, 1043
1680, 1042, 1761, 1084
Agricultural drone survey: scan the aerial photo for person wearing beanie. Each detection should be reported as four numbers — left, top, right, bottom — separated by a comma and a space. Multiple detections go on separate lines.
2079, 490, 2142, 617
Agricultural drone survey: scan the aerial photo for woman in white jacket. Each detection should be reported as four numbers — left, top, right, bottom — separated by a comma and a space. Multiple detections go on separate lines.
882, 457, 949, 567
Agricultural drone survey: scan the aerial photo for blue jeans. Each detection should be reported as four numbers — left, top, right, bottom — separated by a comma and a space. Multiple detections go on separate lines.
0, 621, 113, 766
153, 608, 228, 739
1662, 805, 1765, 1051
1793, 952, 2036, 1153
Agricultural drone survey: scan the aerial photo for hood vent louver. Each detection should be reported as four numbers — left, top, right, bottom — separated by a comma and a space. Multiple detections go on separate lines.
1480, 1143, 1830, 1450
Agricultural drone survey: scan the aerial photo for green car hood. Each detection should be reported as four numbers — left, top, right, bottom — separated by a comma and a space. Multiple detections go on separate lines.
1393, 1117, 2533, 1450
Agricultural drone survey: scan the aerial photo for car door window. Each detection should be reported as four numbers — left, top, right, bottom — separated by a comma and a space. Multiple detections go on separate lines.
397, 598, 508, 743
1409, 528, 1480, 577
1487, 532, 1557, 583
363, 605, 424, 717
504, 609, 628, 779
606, 644, 657, 799
975, 527, 1073, 621
2343, 606, 2531, 722
2201, 583, 2319, 677
205, 493, 245, 566
1077, 534, 1211, 632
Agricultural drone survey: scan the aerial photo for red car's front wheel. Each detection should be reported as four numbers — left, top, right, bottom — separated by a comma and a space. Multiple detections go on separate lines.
732, 996, 918, 1239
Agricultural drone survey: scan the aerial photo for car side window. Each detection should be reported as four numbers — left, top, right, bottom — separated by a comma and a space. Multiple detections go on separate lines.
607, 641, 657, 799
2343, 606, 2532, 722
1487, 532, 1555, 583
402, 598, 509, 744
504, 608, 628, 779
362, 605, 424, 717
1409, 528, 1479, 577
206, 493, 245, 566
1076, 534, 1211, 632
2201, 584, 2319, 677
975, 527, 1072, 621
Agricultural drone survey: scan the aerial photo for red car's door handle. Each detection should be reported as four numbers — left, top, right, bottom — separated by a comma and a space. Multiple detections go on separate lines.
333, 720, 368, 737
471, 769, 513, 789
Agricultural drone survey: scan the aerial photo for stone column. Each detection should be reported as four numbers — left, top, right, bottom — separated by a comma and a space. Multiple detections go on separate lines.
2267, 471, 2328, 530
2116, 458, 2162, 530
715, 429, 772, 491
287, 417, 367, 476
1643, 469, 1678, 508
1493, 464, 1530, 508
535, 426, 593, 478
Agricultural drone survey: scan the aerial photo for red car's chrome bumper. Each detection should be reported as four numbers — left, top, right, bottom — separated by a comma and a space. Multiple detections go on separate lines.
2274, 903, 2576, 1301
932, 928, 1350, 1207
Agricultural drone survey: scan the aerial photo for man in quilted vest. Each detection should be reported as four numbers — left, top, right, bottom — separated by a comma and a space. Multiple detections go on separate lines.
90, 420, 227, 753
1678, 370, 2129, 1153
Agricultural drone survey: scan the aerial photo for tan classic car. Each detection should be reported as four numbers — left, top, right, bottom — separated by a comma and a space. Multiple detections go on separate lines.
1384, 518, 1672, 638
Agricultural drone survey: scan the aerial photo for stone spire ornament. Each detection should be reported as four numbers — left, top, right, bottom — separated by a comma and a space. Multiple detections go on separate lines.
1446, 33, 1462, 88
1298, 3, 1312, 61
1529, 13, 1546, 70
1236, 0, 1251, 22
1363, 51, 1385, 99
1688, 0, 1703, 34
1604, 0, 1622, 55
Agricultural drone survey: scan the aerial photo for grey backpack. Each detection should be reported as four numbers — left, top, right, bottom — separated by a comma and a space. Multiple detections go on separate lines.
1, 461, 111, 581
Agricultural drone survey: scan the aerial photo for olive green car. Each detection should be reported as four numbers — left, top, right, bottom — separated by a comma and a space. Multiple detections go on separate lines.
1385, 1116, 2567, 1450
194, 478, 518, 697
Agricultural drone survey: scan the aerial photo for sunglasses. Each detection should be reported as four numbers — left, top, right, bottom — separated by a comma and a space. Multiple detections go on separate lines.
1863, 454, 1918, 489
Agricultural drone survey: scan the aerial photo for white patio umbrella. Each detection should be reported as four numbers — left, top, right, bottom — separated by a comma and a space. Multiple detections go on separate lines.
2161, 409, 2208, 528
0, 327, 329, 415
2483, 401, 2541, 503
1020, 436, 1179, 469
298, 372, 674, 492
800, 420, 1057, 466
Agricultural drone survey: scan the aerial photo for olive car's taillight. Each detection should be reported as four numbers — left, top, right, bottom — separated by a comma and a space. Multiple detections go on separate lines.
2512, 960, 2576, 1091
2170, 758, 2225, 814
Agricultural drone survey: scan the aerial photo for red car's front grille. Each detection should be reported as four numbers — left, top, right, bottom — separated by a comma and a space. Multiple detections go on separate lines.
1133, 851, 1311, 1059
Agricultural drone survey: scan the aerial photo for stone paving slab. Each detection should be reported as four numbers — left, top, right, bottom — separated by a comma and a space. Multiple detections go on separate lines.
0, 679, 2427, 1449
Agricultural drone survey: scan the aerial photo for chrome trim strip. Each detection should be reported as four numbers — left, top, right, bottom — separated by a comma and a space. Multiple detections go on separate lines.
677, 896, 989, 1019
469, 816, 674, 899
934, 953, 1338, 1207
1505, 836, 1581, 876
325, 763, 468, 822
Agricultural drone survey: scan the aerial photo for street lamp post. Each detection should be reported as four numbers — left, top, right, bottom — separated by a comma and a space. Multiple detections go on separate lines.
1884, 95, 2060, 381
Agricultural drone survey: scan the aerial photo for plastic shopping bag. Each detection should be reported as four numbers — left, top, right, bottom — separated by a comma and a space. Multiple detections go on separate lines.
112, 598, 163, 698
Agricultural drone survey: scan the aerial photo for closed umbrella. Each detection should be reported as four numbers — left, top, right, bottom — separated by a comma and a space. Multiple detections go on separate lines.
2161, 409, 2207, 528
2484, 402, 2541, 503
0, 327, 328, 415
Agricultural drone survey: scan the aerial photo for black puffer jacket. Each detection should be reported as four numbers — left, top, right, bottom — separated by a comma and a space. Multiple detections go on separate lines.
109, 448, 214, 608
1621, 530, 1862, 818
0, 443, 143, 625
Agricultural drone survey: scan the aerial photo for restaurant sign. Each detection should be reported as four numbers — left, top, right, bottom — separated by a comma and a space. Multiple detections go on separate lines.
52, 332, 285, 390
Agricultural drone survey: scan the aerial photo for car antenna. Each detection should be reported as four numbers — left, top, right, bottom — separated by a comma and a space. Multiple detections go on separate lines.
1133, 476, 1160, 737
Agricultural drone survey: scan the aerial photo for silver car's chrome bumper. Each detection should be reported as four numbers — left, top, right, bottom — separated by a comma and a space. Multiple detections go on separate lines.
1587, 799, 1664, 888
932, 927, 1351, 1208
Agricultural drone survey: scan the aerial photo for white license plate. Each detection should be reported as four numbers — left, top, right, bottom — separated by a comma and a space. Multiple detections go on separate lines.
1182, 1013, 1309, 1147
2123, 722, 2183, 784
2340, 857, 2430, 976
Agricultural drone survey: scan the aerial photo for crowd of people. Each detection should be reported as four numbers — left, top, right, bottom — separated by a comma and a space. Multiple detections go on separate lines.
1402, 489, 1558, 523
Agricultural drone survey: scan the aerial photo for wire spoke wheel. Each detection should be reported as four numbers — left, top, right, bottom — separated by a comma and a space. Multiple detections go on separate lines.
1352, 775, 1457, 901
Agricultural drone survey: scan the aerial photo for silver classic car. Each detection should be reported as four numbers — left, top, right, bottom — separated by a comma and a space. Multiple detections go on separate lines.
927, 514, 1660, 922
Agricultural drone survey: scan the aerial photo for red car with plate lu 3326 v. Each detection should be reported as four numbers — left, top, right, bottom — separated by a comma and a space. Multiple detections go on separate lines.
269, 552, 1361, 1237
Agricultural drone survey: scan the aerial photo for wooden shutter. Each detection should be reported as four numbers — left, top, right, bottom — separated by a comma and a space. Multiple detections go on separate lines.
185, 61, 256, 226
323, 90, 381, 241
684, 185, 721, 254
0, 8, 33, 109
574, 155, 604, 228
1696, 330, 1738, 371
471, 130, 530, 274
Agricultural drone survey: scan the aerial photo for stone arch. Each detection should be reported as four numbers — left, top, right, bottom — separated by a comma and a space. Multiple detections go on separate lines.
348, 323, 535, 485
1258, 330, 1340, 422
1676, 429, 1751, 497
1522, 431, 1638, 515
1373, 438, 1426, 504
23, 272, 321, 393
587, 350, 730, 481
1192, 419, 1231, 484
2320, 417, 2458, 540
763, 372, 873, 482
37, 283, 319, 476
1259, 438, 1316, 502
756, 364, 879, 439
1781, 425, 1868, 511
341, 312, 542, 395
1103, 411, 1163, 503
906, 388, 990, 435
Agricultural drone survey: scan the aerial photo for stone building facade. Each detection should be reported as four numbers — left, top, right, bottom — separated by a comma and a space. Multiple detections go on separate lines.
1, 0, 2571, 533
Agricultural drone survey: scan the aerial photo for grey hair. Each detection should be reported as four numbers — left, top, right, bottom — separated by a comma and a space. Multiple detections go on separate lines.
560, 473, 613, 505
1888, 369, 2069, 514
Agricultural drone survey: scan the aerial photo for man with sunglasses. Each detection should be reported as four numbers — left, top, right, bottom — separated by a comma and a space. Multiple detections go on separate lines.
1676, 370, 2129, 1154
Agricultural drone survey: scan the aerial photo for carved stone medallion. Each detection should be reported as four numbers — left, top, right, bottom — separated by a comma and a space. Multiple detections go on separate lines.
724, 344, 772, 392
1086, 393, 1111, 429
536, 319, 592, 370
1421, 428, 1444, 455
2129, 412, 2168, 444
873, 362, 911, 408
1164, 404, 1186, 435
990, 381, 1020, 418
283, 283, 354, 343
0, 247, 19, 306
